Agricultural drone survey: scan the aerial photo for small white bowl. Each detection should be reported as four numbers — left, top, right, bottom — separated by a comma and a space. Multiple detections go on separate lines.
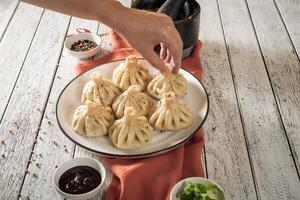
64, 33, 102, 59
170, 177, 225, 200
53, 157, 106, 200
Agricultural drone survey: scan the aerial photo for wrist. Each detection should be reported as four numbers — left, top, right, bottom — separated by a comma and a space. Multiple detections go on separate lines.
95, 0, 130, 32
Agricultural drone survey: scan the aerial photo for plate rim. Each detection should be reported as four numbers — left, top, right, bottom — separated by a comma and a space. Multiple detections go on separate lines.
56, 58, 210, 158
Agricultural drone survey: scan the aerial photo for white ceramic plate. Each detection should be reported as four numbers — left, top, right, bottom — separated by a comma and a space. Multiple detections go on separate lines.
56, 59, 209, 158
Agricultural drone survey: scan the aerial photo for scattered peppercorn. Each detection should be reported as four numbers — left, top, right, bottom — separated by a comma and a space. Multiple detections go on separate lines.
33, 173, 38, 178
52, 141, 59, 147
70, 40, 98, 52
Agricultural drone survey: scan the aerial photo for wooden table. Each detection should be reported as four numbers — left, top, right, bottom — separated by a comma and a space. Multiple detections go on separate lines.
0, 0, 299, 199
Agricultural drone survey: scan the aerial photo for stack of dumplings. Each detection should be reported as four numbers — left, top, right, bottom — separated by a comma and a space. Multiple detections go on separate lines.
71, 55, 194, 150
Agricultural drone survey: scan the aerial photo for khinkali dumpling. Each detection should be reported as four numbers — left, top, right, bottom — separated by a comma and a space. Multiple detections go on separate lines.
72, 101, 114, 137
147, 65, 187, 99
82, 72, 120, 106
109, 107, 153, 149
112, 85, 151, 118
149, 92, 193, 131
112, 55, 150, 91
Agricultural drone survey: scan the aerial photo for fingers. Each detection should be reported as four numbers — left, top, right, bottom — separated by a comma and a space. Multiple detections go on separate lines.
160, 43, 167, 60
161, 28, 183, 74
171, 57, 180, 74
142, 49, 167, 74
165, 49, 171, 63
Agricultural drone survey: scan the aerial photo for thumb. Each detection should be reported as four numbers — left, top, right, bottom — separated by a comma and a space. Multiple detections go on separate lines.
142, 49, 166, 73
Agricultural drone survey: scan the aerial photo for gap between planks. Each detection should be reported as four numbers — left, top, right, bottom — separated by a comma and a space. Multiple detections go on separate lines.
19, 17, 100, 200
0, 8, 70, 199
200, 0, 258, 198
273, 0, 300, 61
17, 16, 71, 199
0, 3, 44, 124
215, 0, 260, 198
216, 0, 300, 199
243, 0, 300, 177
0, 0, 19, 42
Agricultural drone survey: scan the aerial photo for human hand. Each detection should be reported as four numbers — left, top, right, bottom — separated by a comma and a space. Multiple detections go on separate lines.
115, 8, 183, 74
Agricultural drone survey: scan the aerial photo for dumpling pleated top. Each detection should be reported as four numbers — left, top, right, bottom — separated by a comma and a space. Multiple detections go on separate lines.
82, 72, 120, 106
72, 101, 114, 137
112, 85, 152, 119
150, 92, 193, 131
109, 107, 153, 149
112, 55, 150, 91
147, 65, 187, 99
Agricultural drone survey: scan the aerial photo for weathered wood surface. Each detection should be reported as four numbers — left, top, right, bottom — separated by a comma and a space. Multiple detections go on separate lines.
274, 0, 300, 58
19, 18, 98, 200
245, 0, 300, 176
0, 2, 43, 121
197, 0, 257, 199
217, 0, 300, 199
0, 0, 19, 40
0, 8, 70, 199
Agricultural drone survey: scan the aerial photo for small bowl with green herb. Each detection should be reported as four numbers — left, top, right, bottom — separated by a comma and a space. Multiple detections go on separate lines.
170, 177, 225, 200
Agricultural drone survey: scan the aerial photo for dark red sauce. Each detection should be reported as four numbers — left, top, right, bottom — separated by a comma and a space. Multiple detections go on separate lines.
59, 166, 101, 194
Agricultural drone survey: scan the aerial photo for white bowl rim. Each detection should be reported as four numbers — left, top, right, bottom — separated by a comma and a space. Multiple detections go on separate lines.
170, 177, 225, 200
52, 157, 106, 198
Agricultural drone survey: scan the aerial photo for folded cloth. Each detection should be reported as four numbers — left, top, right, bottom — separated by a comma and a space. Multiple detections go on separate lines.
75, 31, 205, 200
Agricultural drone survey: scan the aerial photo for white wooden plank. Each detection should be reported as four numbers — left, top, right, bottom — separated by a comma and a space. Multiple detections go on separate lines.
245, 0, 300, 176
0, 10, 70, 200
0, 2, 43, 120
0, 0, 19, 40
19, 18, 98, 200
274, 0, 300, 58
197, 0, 257, 199
217, 0, 300, 199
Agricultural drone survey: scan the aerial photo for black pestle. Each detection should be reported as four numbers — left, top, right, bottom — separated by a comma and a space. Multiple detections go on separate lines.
157, 0, 187, 20
131, 0, 163, 10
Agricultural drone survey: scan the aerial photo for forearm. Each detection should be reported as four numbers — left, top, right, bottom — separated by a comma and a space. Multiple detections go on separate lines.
21, 0, 128, 31
21, 0, 183, 72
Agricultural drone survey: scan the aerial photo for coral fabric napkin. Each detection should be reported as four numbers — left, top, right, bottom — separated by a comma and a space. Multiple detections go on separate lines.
75, 31, 205, 200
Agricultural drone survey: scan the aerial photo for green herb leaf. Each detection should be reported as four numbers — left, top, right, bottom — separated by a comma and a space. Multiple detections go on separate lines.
204, 183, 217, 191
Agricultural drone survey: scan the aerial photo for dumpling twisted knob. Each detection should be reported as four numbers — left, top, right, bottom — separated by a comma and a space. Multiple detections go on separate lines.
82, 72, 120, 106
112, 85, 152, 118
147, 65, 187, 99
109, 107, 153, 149
112, 55, 150, 91
72, 101, 114, 137
149, 92, 193, 131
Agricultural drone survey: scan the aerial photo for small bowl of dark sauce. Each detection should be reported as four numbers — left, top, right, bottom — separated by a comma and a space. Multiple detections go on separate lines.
53, 158, 106, 200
